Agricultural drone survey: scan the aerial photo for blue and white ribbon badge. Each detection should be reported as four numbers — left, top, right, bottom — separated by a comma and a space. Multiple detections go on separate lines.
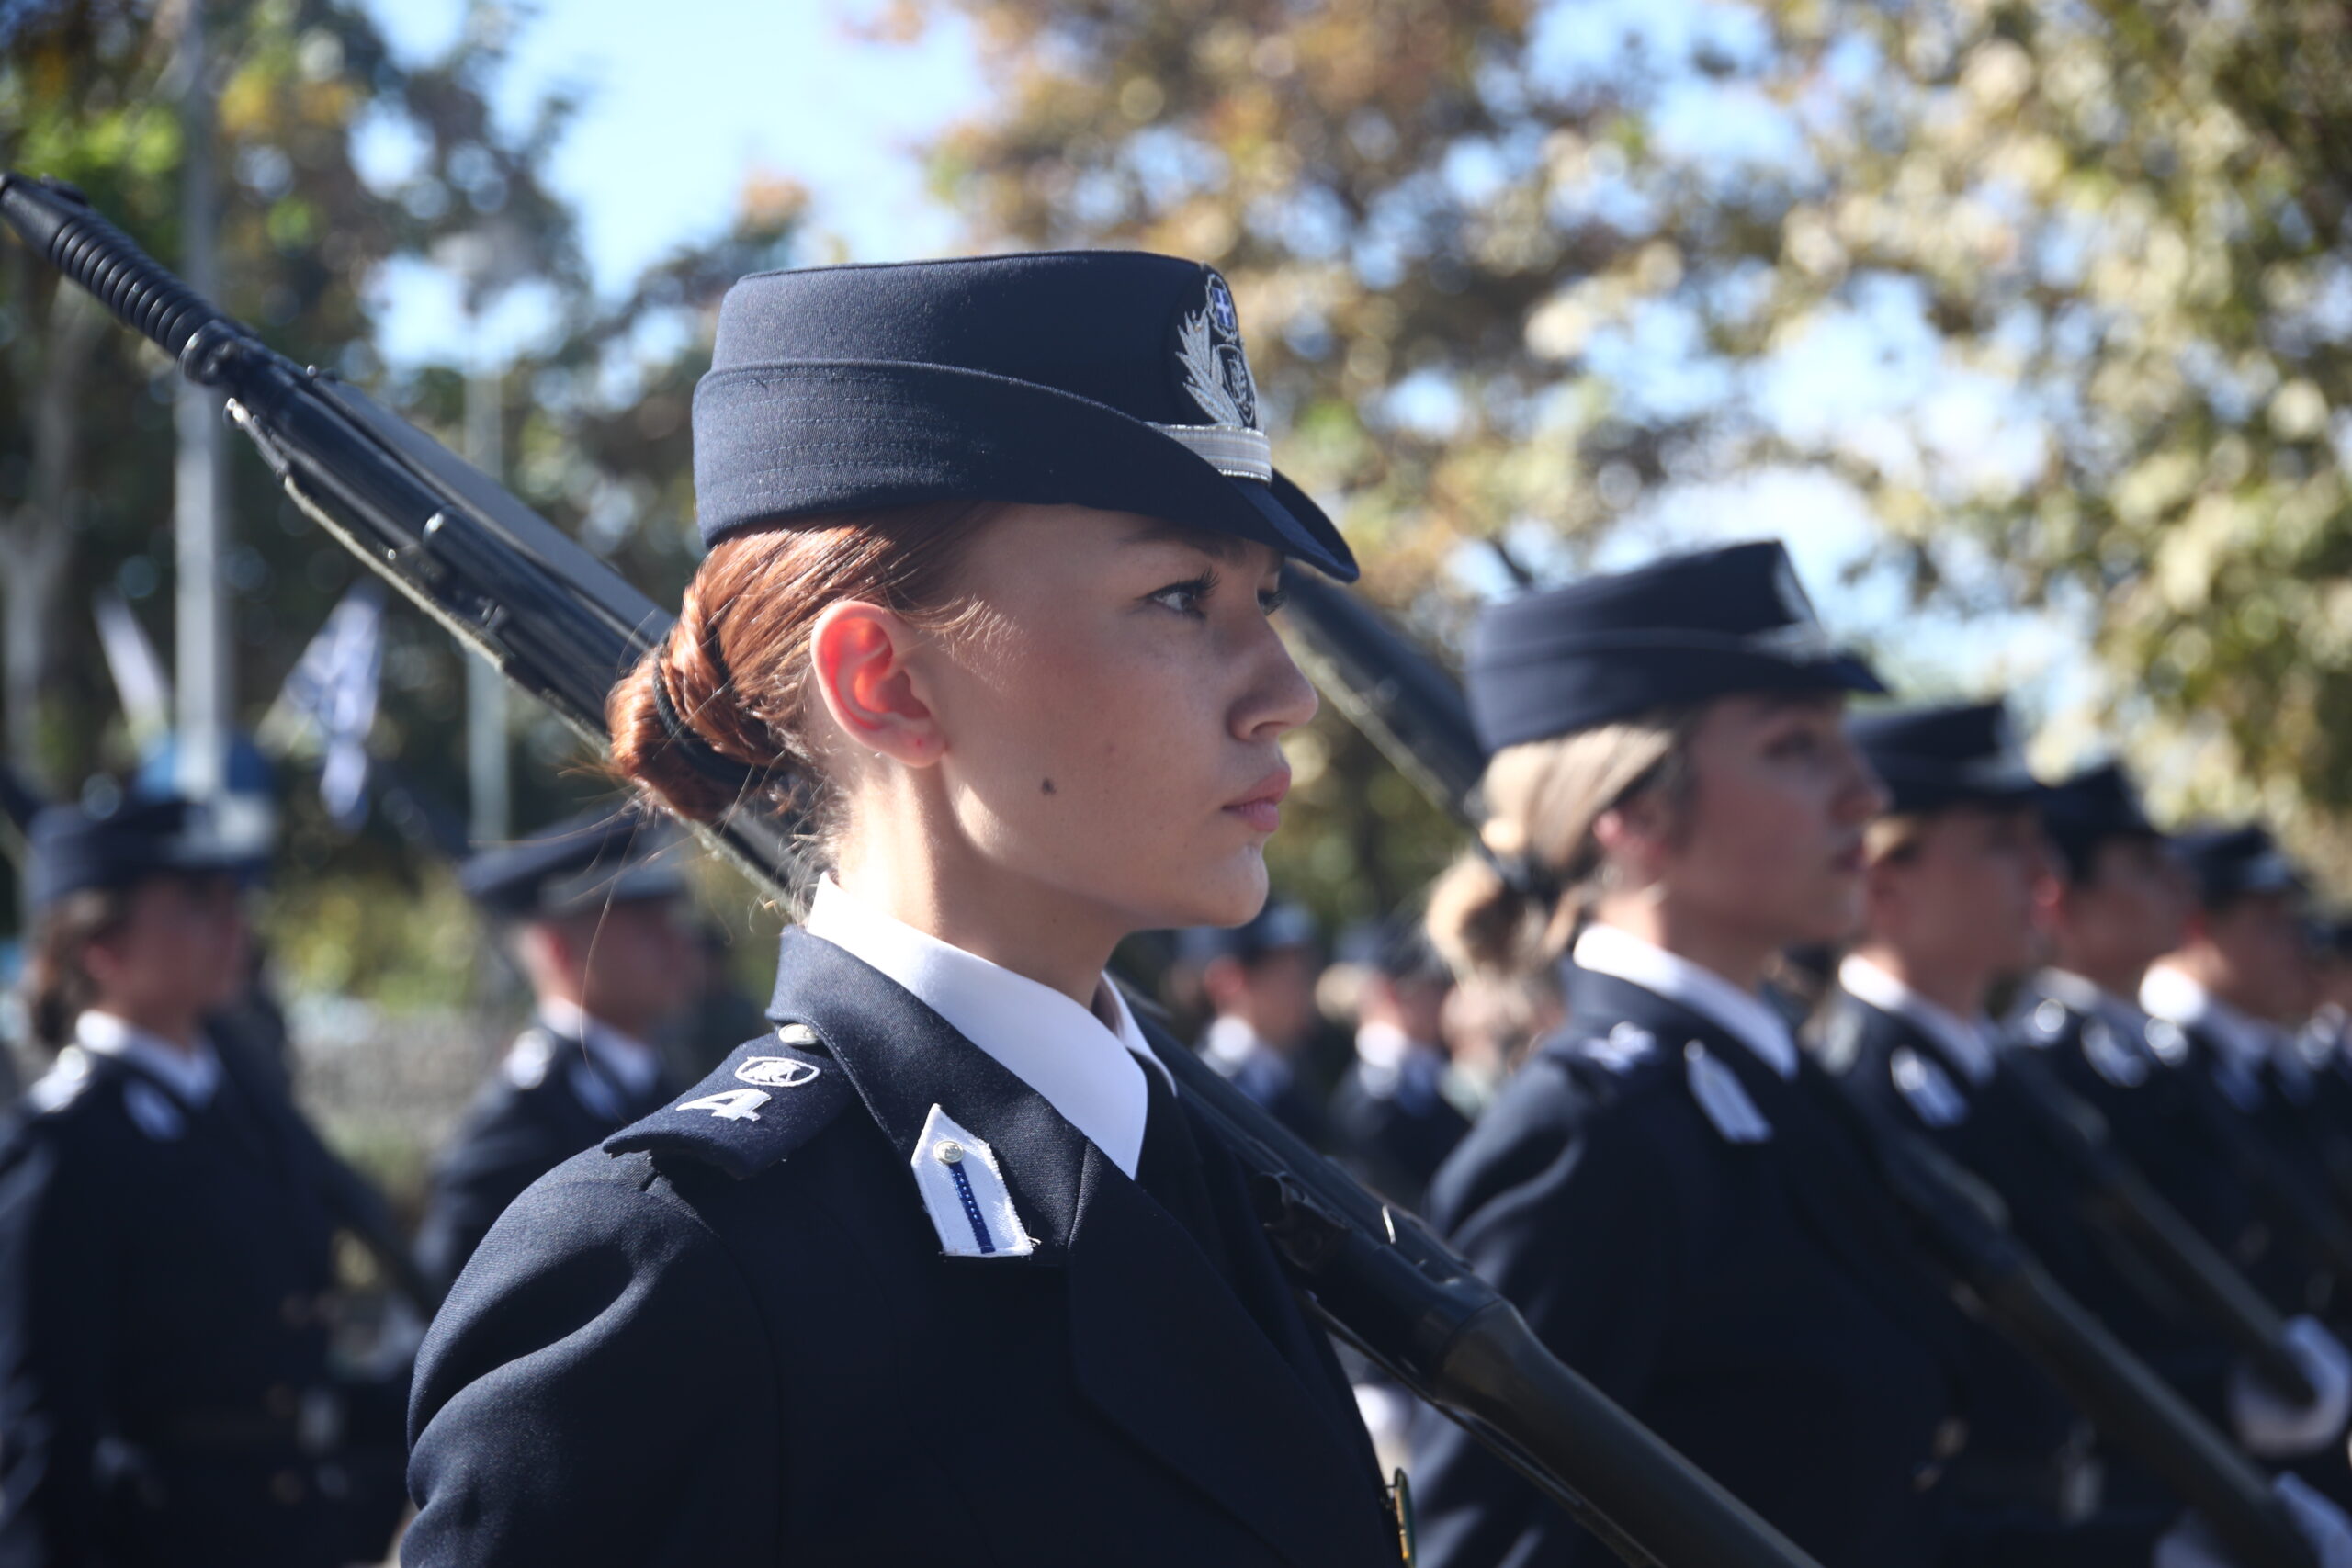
1891, 1047, 1971, 1129
910, 1103, 1035, 1259
1685, 1043, 1772, 1144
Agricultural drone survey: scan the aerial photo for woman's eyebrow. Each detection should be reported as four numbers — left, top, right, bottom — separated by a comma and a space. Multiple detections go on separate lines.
1116, 521, 1257, 564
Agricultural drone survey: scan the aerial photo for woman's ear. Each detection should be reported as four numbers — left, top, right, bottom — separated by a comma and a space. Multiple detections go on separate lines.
1593, 791, 1669, 881
809, 601, 944, 767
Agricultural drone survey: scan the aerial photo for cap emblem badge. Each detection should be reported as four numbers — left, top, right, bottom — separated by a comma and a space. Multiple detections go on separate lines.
1174, 273, 1261, 433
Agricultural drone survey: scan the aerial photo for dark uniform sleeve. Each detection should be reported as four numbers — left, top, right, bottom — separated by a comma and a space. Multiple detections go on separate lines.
0, 1122, 119, 1568
1409, 1059, 1682, 1568
413, 1096, 574, 1296
402, 1153, 781, 1567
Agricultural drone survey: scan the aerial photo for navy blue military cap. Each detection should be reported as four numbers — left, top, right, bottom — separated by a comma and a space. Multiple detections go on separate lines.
26, 795, 255, 911
1464, 540, 1883, 752
2170, 823, 2303, 908
1848, 701, 2043, 816
693, 252, 1355, 581
1176, 899, 1319, 968
459, 806, 687, 921
2039, 762, 2165, 882
1336, 916, 1446, 984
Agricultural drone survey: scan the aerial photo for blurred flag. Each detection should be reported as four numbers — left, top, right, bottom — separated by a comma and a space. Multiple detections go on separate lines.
267, 581, 386, 830
92, 592, 174, 750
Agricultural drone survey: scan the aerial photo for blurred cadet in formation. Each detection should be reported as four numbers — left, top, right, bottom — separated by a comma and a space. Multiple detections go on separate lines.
1187, 900, 1333, 1149
0, 796, 407, 1567
1326, 915, 1469, 1211
413, 806, 697, 1294
1404, 540, 2352, 1568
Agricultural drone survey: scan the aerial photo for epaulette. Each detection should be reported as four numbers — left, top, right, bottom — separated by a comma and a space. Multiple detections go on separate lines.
24, 1046, 99, 1116
603, 1022, 854, 1181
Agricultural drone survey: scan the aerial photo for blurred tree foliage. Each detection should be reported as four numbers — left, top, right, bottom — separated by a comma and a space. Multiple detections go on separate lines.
0, 0, 803, 972
910, 0, 2352, 880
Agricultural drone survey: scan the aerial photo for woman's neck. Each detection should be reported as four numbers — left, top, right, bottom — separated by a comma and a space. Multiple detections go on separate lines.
1589, 892, 1777, 995
831, 832, 1123, 1011
1848, 941, 1989, 1021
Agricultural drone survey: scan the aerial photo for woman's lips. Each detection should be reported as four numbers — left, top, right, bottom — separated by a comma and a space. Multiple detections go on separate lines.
1225, 769, 1292, 833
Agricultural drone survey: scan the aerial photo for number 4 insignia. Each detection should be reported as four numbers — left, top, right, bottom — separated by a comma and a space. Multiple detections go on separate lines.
678, 1089, 770, 1122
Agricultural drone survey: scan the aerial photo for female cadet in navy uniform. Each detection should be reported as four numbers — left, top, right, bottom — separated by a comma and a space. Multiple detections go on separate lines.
401, 255, 1403, 1566
0, 796, 407, 1566
1402, 544, 2352, 1568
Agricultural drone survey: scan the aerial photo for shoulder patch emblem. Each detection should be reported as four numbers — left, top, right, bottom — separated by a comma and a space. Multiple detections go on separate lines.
1685, 1042, 1771, 1144
2083, 1021, 2150, 1089
736, 1055, 822, 1089
1891, 1046, 1970, 1129
503, 1032, 554, 1090
26, 1047, 94, 1114
122, 1080, 187, 1142
603, 1030, 852, 1181
910, 1103, 1035, 1259
2143, 1018, 2189, 1067
1579, 1022, 1657, 1074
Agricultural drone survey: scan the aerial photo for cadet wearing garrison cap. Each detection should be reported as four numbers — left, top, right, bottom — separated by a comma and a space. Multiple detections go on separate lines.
1409, 542, 2008, 1568
1184, 900, 1332, 1149
1327, 916, 1467, 1211
413, 806, 697, 1293
0, 795, 406, 1567
403, 254, 1400, 1566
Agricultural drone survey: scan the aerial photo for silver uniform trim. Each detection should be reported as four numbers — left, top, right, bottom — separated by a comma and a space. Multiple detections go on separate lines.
1148, 422, 1273, 483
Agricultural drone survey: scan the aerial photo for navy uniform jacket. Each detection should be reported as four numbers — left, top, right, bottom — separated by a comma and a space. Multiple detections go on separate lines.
1329, 1051, 1472, 1212
2008, 980, 2319, 1316
0, 1041, 403, 1567
1408, 967, 1972, 1568
413, 1021, 673, 1294
1815, 987, 2215, 1544
403, 930, 1399, 1567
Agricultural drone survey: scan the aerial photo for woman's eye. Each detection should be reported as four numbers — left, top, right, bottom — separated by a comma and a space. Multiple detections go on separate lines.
1766, 728, 1821, 759
1259, 581, 1290, 616
1147, 574, 1216, 616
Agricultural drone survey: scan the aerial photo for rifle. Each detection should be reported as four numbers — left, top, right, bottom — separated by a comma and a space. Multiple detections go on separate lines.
1271, 565, 2324, 1568
0, 170, 1831, 1568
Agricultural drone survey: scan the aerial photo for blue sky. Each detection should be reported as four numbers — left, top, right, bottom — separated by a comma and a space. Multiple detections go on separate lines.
361, 0, 985, 364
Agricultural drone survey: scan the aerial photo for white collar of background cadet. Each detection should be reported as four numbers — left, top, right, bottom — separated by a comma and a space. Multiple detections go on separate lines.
688, 253, 1356, 581
2141, 964, 2284, 1072
1572, 922, 1800, 1079
802, 874, 1159, 1179
1837, 954, 1997, 1086
533, 995, 662, 1100
1846, 700, 2047, 817
74, 1009, 221, 1109
1463, 539, 1884, 754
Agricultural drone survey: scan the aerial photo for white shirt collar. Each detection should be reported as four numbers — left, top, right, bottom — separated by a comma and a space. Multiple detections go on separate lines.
1838, 955, 1997, 1086
1572, 923, 1799, 1080
2036, 967, 2150, 1030
803, 875, 1156, 1179
536, 996, 662, 1099
1354, 1020, 1443, 1100
74, 1010, 220, 1108
2142, 964, 2281, 1074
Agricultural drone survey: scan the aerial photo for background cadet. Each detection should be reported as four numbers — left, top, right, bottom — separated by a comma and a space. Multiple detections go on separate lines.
411, 805, 698, 1293
0, 795, 407, 1568
1821, 705, 2352, 1544
1327, 915, 1467, 1211
2140, 829, 2351, 1314
1408, 540, 1988, 1568
1183, 899, 1335, 1148
402, 252, 1401, 1565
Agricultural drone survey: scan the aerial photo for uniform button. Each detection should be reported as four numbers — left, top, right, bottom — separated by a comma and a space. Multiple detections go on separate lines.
266, 1383, 297, 1418
1934, 1418, 1969, 1459
934, 1141, 965, 1166
271, 1470, 304, 1506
